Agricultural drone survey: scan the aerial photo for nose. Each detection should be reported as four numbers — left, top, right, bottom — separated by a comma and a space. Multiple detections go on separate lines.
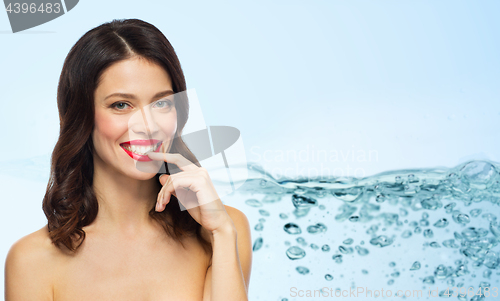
128, 105, 160, 137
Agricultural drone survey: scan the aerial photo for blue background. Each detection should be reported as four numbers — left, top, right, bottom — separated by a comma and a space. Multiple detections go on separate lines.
1, 0, 499, 299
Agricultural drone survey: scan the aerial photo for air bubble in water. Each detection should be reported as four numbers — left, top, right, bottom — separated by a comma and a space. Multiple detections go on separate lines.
255, 223, 264, 231
253, 237, 263, 251
325, 274, 333, 281
245, 198, 262, 207
332, 254, 343, 263
420, 219, 429, 227
296, 266, 309, 275
423, 229, 434, 238
284, 223, 302, 235
355, 246, 369, 256
421, 197, 442, 210
444, 202, 456, 213
470, 208, 482, 217
408, 174, 418, 183
483, 269, 492, 279
401, 230, 412, 238
262, 195, 282, 203
332, 187, 363, 202
349, 216, 360, 222
482, 213, 497, 222
462, 227, 483, 240
321, 244, 330, 252
433, 218, 449, 228
460, 161, 498, 189
307, 223, 327, 234
366, 225, 378, 235
293, 208, 310, 218
410, 261, 421, 270
286, 246, 306, 260
452, 211, 470, 225
292, 194, 318, 209
259, 209, 270, 216
296, 237, 307, 246
339, 246, 353, 254
483, 251, 499, 269
370, 235, 394, 247
442, 239, 459, 248
430, 242, 440, 248
279, 213, 288, 219
343, 238, 354, 245
423, 276, 435, 284
434, 265, 449, 279
335, 204, 357, 222
490, 222, 500, 237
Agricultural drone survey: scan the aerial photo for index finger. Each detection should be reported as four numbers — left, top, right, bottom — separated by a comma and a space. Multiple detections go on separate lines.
146, 152, 199, 172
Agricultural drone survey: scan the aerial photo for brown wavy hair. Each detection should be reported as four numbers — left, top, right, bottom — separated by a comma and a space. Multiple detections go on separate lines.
42, 18, 212, 255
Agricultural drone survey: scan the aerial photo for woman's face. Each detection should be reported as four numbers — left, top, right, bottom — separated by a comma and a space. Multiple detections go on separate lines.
92, 57, 177, 180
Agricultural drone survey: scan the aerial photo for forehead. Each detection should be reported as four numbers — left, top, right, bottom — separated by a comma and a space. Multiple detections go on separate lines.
95, 57, 173, 99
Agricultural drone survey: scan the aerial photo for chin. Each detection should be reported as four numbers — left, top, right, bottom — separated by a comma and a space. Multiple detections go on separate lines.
125, 168, 160, 181
133, 159, 164, 175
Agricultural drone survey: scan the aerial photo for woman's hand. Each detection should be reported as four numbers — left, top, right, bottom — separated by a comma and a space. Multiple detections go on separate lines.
147, 152, 234, 234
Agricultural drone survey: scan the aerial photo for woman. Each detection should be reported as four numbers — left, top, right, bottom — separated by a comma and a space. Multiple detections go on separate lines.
5, 18, 252, 301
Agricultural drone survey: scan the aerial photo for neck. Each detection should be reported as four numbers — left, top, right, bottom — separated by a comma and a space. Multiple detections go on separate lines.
91, 158, 161, 238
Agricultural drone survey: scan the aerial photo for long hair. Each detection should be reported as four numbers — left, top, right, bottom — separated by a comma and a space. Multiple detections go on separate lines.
42, 18, 212, 255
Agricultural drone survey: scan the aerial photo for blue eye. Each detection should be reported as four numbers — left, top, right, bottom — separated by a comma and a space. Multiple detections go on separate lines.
154, 99, 173, 109
112, 102, 130, 110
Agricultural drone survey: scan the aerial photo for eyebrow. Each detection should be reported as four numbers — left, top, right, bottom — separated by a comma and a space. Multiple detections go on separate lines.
103, 90, 174, 101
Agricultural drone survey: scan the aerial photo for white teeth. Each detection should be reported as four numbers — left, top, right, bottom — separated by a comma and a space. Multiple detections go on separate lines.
122, 142, 161, 155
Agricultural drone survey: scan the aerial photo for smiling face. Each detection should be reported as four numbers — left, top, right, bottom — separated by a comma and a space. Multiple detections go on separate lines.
92, 56, 178, 180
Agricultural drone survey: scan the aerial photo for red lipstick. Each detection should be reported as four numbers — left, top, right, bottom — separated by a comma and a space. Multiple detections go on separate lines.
120, 139, 162, 161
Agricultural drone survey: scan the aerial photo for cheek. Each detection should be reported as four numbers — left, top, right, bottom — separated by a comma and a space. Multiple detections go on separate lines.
157, 111, 178, 136
93, 110, 129, 144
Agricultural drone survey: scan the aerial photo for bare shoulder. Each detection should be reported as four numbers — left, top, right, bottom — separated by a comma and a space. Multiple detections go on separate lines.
223, 204, 250, 227
224, 204, 253, 287
6, 224, 58, 265
199, 205, 251, 242
5, 225, 57, 300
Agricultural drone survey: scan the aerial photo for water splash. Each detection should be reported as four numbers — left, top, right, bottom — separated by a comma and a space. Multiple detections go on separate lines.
240, 160, 500, 299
